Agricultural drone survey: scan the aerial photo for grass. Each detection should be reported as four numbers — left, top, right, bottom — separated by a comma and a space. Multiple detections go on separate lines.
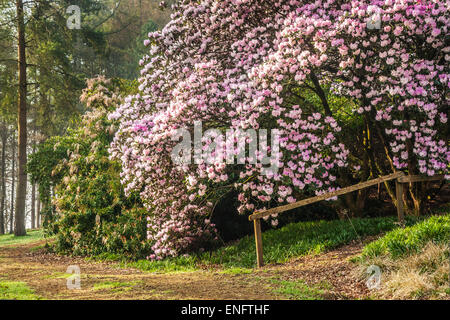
268, 278, 330, 300
0, 230, 44, 247
0, 281, 41, 300
361, 214, 450, 259
99, 216, 421, 273
42, 272, 75, 280
92, 280, 142, 292
357, 213, 450, 300
218, 267, 253, 275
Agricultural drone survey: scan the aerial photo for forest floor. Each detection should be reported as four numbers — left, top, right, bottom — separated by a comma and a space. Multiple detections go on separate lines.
0, 237, 372, 300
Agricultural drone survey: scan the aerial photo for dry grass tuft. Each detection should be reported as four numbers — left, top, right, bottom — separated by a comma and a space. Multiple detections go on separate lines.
360, 242, 449, 300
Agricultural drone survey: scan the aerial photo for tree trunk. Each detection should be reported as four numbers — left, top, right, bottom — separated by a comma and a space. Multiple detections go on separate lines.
30, 132, 36, 229
31, 183, 36, 229
14, 0, 27, 236
10, 131, 15, 234
36, 189, 41, 228
0, 124, 6, 234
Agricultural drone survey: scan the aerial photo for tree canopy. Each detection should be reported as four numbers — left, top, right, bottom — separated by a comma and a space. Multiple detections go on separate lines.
109, 0, 449, 259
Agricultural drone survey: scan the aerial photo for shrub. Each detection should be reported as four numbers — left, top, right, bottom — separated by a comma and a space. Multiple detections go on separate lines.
109, 0, 449, 259
30, 77, 151, 259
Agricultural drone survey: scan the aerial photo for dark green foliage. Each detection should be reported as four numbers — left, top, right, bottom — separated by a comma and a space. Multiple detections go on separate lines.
54, 207, 150, 258
28, 135, 76, 230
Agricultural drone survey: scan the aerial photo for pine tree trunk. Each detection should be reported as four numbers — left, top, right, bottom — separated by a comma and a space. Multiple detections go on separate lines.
0, 124, 6, 234
14, 0, 27, 236
10, 131, 15, 234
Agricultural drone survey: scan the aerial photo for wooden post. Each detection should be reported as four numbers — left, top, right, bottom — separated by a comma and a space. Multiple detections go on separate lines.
396, 180, 404, 225
254, 218, 264, 268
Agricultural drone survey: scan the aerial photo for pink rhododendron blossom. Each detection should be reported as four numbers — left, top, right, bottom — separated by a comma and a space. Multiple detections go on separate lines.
109, 0, 449, 260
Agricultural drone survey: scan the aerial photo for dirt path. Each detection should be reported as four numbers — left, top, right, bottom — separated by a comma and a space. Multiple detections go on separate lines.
0, 240, 370, 300
268, 240, 372, 299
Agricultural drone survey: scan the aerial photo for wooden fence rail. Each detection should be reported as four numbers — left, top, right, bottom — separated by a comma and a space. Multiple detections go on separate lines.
249, 172, 445, 268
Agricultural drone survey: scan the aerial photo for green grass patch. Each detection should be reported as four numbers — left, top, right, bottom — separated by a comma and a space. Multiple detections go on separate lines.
268, 278, 329, 300
0, 230, 44, 247
93, 280, 142, 292
42, 272, 74, 280
85, 252, 123, 263
0, 281, 41, 300
103, 216, 420, 273
119, 255, 199, 273
29, 243, 50, 252
361, 214, 450, 259
218, 267, 253, 275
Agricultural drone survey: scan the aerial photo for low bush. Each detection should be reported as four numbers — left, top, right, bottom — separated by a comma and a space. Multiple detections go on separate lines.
29, 77, 151, 259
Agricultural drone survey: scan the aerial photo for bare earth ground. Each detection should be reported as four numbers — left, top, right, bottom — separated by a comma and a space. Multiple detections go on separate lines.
0, 239, 371, 300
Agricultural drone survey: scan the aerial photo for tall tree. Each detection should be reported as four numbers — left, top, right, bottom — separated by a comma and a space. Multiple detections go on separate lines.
0, 1, 17, 234
0, 123, 6, 234
14, 0, 27, 236
9, 130, 15, 234
2, 0, 170, 234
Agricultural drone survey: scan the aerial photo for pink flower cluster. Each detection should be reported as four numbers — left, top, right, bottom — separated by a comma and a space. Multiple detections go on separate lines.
109, 0, 449, 260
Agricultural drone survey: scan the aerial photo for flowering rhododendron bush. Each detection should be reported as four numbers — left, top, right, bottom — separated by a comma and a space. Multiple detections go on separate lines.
109, 0, 449, 260
29, 77, 152, 258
